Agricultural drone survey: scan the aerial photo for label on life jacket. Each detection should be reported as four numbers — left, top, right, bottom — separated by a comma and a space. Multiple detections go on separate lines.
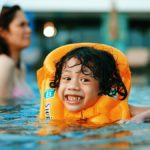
44, 88, 56, 99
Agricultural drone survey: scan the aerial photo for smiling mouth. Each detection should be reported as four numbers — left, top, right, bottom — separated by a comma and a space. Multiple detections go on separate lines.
64, 95, 83, 104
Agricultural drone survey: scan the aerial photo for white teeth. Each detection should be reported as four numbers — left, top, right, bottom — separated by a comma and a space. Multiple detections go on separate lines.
77, 97, 80, 101
67, 96, 81, 102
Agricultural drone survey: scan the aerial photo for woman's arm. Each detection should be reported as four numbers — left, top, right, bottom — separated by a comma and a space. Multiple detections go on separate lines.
0, 55, 15, 100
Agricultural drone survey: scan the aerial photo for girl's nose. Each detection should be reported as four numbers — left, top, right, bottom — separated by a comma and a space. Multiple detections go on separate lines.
68, 79, 80, 91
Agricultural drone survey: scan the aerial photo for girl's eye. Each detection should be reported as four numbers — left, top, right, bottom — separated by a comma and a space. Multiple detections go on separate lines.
62, 77, 71, 81
80, 78, 90, 83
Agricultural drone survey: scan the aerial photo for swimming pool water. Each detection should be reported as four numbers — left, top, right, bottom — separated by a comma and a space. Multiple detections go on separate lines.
0, 73, 150, 150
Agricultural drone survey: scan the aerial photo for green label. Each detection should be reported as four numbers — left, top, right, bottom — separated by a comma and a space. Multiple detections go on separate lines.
44, 88, 55, 99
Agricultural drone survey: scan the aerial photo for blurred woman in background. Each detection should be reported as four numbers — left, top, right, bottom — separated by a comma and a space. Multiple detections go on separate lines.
0, 5, 34, 105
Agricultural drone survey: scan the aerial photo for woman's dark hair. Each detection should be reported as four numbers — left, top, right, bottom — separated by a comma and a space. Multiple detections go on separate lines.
50, 47, 128, 100
0, 5, 21, 55
0, 37, 9, 55
0, 5, 21, 30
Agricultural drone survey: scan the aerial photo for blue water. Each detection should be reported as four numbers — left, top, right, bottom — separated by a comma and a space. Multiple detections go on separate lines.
0, 72, 150, 150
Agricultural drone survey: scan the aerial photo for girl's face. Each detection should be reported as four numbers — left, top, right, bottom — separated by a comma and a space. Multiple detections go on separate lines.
2, 10, 31, 51
57, 57, 99, 112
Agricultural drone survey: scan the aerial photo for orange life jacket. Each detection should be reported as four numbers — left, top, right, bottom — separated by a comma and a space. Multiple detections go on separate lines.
37, 43, 131, 126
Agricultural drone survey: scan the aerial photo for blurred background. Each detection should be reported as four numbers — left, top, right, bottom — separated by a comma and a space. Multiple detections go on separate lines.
1, 0, 150, 86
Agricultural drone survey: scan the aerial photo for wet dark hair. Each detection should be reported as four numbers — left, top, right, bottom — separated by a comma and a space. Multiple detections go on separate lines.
50, 47, 128, 100
0, 5, 21, 56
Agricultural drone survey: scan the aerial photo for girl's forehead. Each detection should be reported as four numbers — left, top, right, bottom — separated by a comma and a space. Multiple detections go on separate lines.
65, 57, 80, 67
62, 57, 92, 74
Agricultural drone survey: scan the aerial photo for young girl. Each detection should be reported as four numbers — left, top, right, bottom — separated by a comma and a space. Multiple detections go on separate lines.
37, 43, 150, 126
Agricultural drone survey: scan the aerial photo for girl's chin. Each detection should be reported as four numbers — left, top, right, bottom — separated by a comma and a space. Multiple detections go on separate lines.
65, 104, 82, 112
